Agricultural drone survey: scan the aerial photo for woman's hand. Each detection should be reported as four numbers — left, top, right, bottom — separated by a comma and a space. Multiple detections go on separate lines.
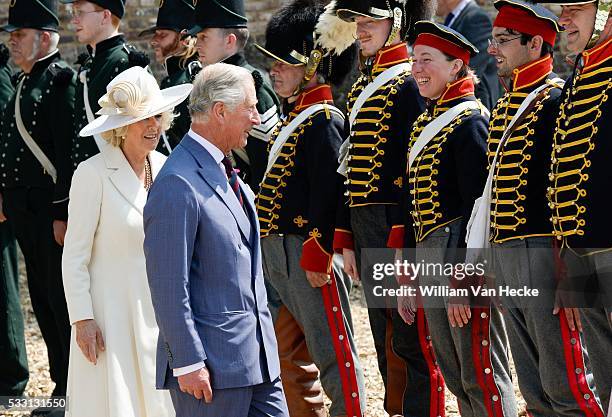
75, 319, 105, 364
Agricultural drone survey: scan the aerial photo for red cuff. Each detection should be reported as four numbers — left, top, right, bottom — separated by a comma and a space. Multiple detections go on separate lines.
333, 229, 354, 252
300, 236, 333, 274
387, 225, 405, 249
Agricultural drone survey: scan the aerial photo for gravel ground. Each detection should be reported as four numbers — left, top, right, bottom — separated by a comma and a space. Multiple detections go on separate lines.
10, 258, 526, 417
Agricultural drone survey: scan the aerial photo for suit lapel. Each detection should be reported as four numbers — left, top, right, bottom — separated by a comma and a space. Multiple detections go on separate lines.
103, 145, 147, 215
450, 2, 472, 28
182, 136, 252, 245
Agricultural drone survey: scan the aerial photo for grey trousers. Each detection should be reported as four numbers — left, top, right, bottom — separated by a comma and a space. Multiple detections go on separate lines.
417, 222, 517, 417
351, 205, 444, 417
562, 248, 612, 415
261, 234, 366, 417
493, 238, 604, 416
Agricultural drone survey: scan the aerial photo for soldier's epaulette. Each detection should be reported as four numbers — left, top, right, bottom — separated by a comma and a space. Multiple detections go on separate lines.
124, 44, 150, 68
187, 60, 202, 81
251, 70, 264, 91
75, 52, 90, 67
0, 44, 9, 67
48, 63, 75, 88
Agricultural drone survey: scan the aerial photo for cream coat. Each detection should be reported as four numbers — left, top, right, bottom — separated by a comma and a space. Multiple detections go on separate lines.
62, 143, 174, 417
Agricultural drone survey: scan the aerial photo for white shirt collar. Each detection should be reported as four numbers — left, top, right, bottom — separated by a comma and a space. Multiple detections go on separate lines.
449, 0, 471, 26
188, 129, 225, 166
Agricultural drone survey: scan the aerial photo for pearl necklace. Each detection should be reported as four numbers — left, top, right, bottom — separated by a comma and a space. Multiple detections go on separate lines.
144, 157, 152, 191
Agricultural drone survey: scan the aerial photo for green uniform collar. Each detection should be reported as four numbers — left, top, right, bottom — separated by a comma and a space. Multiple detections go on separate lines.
86, 34, 125, 57
29, 49, 60, 75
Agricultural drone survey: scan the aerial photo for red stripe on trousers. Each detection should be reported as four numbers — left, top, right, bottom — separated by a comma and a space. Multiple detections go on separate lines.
471, 306, 505, 417
320, 269, 363, 417
559, 312, 604, 417
417, 308, 446, 417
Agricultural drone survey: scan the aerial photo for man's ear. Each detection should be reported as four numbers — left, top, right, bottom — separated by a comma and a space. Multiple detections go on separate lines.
212, 101, 226, 121
225, 33, 237, 49
530, 35, 544, 56
39, 31, 52, 49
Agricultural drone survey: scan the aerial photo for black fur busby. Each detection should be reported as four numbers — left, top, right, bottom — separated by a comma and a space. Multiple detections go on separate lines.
256, 0, 357, 86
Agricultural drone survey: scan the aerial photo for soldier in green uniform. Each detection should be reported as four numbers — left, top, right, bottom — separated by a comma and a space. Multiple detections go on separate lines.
138, 0, 201, 155
188, 0, 280, 192
0, 0, 76, 412
60, 0, 149, 169
0, 43, 26, 397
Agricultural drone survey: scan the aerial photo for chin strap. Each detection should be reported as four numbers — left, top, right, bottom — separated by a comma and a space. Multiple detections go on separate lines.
292, 49, 324, 96
586, 0, 611, 49
385, 7, 403, 46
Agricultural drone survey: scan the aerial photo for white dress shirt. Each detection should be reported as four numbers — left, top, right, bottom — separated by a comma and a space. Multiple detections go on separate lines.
447, 0, 471, 27
172, 129, 225, 378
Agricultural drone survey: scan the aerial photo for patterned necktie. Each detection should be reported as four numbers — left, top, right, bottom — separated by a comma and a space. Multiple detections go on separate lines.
443, 12, 455, 26
221, 156, 244, 208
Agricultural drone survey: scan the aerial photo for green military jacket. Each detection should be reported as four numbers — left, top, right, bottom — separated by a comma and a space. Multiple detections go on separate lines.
0, 51, 76, 220
72, 35, 149, 168
0, 44, 13, 105
223, 53, 280, 192
156, 54, 201, 155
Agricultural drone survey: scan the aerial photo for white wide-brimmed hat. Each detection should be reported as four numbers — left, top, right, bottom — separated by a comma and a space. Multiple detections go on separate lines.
79, 66, 193, 137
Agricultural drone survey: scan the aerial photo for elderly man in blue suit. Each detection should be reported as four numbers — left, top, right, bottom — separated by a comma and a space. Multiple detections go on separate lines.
143, 62, 289, 417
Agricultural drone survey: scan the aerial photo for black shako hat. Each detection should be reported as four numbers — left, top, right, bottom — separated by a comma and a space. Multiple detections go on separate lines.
331, 0, 435, 41
60, 0, 125, 19
139, 0, 196, 37
188, 0, 248, 36
411, 21, 478, 64
2, 0, 60, 32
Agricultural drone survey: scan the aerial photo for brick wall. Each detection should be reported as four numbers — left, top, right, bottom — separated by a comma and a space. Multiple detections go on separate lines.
0, 0, 572, 88
0, 0, 285, 76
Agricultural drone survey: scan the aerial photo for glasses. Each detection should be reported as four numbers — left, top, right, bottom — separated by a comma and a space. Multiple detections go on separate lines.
488, 36, 522, 49
70, 8, 103, 19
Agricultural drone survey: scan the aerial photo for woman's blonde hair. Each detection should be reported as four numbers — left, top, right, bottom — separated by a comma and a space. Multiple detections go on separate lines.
101, 111, 175, 147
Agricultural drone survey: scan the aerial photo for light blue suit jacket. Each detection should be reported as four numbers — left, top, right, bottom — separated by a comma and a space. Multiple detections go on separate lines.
143, 134, 280, 390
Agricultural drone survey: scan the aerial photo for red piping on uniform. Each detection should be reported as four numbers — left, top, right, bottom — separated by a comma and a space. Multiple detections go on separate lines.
559, 313, 605, 417
321, 268, 363, 416
472, 306, 505, 417
417, 308, 446, 417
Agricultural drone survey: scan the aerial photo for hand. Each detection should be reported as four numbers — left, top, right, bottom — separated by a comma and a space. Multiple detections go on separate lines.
394, 249, 415, 284
342, 248, 360, 282
178, 366, 213, 403
448, 303, 472, 328
305, 270, 330, 288
75, 319, 105, 364
553, 306, 583, 332
53, 220, 68, 246
397, 291, 417, 325
0, 193, 6, 222
553, 289, 583, 332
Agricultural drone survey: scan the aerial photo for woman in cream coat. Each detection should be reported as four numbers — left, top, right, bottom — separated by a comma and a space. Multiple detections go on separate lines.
62, 67, 192, 417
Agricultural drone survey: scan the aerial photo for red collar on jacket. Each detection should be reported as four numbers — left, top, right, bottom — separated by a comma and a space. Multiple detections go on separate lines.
510, 55, 553, 91
437, 76, 475, 105
582, 37, 612, 73
372, 43, 411, 75
293, 84, 334, 113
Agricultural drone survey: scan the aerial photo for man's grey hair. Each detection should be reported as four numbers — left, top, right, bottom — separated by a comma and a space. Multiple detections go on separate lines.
188, 62, 254, 122
28, 31, 60, 61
